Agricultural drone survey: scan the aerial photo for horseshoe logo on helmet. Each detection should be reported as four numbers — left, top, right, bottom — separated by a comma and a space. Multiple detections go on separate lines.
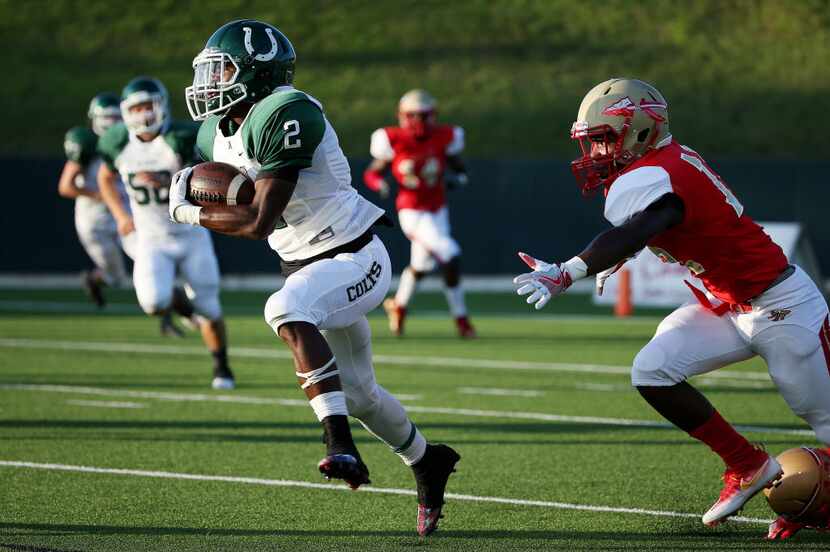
242, 26, 279, 62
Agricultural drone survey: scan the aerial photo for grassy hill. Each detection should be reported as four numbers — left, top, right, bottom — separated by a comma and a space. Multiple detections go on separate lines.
4, 0, 829, 158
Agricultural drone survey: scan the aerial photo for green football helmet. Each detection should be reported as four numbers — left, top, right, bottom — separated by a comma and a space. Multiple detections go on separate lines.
186, 19, 296, 121
570, 78, 670, 194
121, 76, 169, 135
88, 92, 121, 136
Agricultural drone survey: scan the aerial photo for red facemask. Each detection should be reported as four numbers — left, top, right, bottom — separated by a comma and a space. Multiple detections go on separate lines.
400, 110, 435, 139
570, 124, 627, 196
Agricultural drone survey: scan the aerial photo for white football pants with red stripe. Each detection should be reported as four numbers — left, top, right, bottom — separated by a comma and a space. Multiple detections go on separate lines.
631, 265, 830, 444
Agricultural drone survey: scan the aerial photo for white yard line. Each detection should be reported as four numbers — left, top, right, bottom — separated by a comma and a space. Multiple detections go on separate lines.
65, 400, 146, 409
0, 460, 771, 525
0, 383, 813, 437
459, 387, 545, 397
0, 338, 772, 381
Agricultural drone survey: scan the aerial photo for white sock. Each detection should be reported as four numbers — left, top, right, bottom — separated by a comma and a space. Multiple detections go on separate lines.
444, 285, 467, 317
395, 267, 418, 307
309, 391, 348, 421
395, 423, 427, 466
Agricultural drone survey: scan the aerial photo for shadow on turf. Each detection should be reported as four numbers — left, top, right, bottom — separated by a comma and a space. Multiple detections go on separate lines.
1, 523, 828, 548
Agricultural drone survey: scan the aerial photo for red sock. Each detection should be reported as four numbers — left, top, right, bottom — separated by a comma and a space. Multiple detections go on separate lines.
689, 411, 765, 470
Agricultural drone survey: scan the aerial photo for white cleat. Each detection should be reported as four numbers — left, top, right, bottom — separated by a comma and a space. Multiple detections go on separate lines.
211, 376, 236, 390
702, 455, 782, 526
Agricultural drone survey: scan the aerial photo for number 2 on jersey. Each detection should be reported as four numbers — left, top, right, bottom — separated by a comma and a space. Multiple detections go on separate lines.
284, 120, 301, 149
679, 145, 743, 217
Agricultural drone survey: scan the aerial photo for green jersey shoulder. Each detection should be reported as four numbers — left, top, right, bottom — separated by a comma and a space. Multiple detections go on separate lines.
99, 120, 199, 169
64, 126, 98, 165
97, 122, 130, 170
198, 89, 325, 173
163, 120, 200, 165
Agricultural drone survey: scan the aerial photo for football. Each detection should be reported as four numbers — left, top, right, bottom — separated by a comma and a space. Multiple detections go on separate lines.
186, 162, 255, 207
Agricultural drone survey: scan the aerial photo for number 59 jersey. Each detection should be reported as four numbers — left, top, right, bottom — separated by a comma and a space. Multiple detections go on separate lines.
98, 121, 200, 239
370, 124, 464, 213
603, 138, 788, 305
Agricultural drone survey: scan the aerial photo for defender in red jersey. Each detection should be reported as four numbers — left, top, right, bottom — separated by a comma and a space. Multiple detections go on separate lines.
515, 78, 830, 538
364, 89, 475, 338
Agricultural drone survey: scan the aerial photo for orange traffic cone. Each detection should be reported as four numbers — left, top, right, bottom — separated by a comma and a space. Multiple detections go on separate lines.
614, 267, 633, 317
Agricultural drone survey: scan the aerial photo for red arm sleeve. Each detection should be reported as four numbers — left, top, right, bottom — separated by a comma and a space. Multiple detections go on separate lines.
363, 168, 386, 192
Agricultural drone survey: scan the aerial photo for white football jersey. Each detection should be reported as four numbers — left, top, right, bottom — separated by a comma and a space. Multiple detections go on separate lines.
99, 121, 200, 240
199, 87, 384, 261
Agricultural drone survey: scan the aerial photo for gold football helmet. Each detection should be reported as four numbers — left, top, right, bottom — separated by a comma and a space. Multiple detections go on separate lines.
570, 78, 670, 194
764, 447, 830, 525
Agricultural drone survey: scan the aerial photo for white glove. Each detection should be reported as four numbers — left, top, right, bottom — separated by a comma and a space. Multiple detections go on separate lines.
446, 172, 469, 190
513, 252, 574, 310
168, 167, 201, 225
377, 179, 391, 199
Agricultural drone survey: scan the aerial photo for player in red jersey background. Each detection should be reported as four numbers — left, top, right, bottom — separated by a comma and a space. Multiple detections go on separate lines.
513, 78, 830, 539
364, 90, 475, 338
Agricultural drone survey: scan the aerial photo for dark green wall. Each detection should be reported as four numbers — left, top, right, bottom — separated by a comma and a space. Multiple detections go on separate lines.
7, 156, 829, 276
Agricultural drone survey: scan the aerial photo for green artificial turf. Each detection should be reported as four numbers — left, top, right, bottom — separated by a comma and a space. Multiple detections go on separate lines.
0, 290, 827, 551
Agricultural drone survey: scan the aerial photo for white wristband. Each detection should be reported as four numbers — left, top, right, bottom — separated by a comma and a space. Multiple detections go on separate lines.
562, 256, 589, 282
175, 205, 203, 226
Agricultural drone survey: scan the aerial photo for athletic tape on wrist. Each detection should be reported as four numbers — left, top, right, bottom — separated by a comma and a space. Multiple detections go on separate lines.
563, 256, 589, 282
175, 205, 202, 226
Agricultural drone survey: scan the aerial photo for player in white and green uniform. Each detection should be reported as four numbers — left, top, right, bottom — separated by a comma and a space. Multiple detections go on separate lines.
57, 93, 134, 306
170, 20, 459, 536
98, 76, 235, 390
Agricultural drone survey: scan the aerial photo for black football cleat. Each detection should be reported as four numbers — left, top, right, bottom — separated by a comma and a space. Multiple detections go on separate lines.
318, 453, 371, 490
414, 444, 461, 537
81, 270, 106, 308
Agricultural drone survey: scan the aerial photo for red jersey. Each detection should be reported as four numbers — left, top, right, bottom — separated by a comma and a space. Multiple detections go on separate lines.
369, 124, 463, 212
604, 139, 788, 305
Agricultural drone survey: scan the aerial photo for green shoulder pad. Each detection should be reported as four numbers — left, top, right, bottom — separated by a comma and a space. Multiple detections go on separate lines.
163, 120, 201, 165
96, 122, 130, 170
196, 115, 222, 162
64, 126, 98, 165
243, 91, 325, 174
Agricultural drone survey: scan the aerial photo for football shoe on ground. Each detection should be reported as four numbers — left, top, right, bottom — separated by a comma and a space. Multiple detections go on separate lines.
414, 444, 461, 536
318, 453, 371, 490
702, 453, 782, 526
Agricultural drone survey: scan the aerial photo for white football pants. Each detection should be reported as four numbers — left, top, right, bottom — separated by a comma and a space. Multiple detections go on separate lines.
132, 227, 222, 320
632, 266, 830, 444
264, 236, 424, 456
75, 209, 132, 287
398, 207, 461, 272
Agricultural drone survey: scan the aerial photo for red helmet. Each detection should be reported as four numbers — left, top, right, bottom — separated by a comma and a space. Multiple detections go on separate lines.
398, 89, 436, 139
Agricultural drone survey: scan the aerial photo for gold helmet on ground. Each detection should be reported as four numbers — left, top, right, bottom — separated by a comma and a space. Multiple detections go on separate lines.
764, 447, 830, 525
570, 78, 670, 194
